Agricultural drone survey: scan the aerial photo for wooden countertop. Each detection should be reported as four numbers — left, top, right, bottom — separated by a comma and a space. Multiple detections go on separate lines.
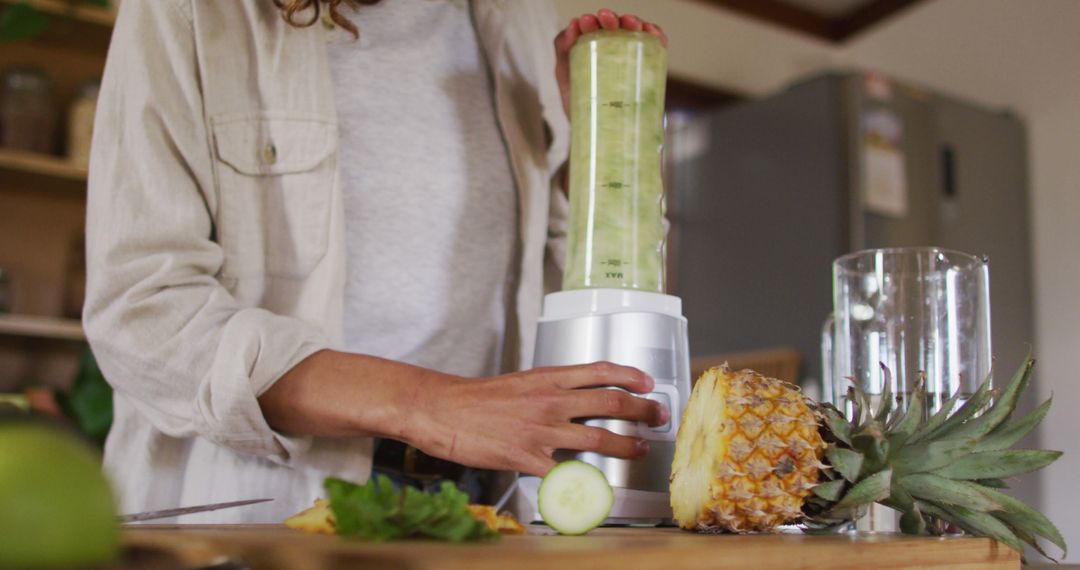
121, 524, 1020, 570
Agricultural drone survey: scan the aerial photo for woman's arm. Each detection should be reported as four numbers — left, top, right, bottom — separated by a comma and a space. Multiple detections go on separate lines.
260, 352, 666, 476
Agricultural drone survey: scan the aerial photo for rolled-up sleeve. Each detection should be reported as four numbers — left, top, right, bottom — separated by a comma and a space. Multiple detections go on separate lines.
84, 0, 327, 462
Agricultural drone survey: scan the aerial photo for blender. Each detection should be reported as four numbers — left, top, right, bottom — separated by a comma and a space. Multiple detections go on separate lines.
519, 29, 691, 524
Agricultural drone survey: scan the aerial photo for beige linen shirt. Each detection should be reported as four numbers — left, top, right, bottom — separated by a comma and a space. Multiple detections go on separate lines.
84, 0, 570, 522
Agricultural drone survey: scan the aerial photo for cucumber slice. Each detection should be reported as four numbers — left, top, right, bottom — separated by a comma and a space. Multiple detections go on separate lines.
538, 460, 613, 535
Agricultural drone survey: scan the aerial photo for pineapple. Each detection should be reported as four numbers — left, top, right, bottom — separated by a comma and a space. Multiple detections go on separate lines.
467, 505, 527, 536
284, 499, 336, 535
670, 359, 1066, 560
670, 366, 826, 531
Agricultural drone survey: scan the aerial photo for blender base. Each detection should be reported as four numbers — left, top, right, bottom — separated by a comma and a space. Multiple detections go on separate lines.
514, 475, 674, 526
522, 289, 691, 528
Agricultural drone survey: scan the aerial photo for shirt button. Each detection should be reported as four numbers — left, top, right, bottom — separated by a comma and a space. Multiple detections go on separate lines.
263, 143, 277, 165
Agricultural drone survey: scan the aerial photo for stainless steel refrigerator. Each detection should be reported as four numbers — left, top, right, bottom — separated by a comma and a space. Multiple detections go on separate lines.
667, 71, 1034, 398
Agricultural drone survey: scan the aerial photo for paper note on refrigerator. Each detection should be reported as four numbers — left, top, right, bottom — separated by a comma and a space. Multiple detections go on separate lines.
862, 109, 908, 218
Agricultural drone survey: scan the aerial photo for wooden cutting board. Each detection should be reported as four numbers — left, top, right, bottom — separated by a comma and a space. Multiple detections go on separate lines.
122, 524, 1020, 570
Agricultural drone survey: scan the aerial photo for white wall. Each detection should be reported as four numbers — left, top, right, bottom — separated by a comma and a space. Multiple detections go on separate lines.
555, 0, 1080, 558
554, 0, 834, 95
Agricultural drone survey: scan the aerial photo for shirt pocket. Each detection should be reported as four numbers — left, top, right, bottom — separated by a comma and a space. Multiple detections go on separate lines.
211, 111, 337, 279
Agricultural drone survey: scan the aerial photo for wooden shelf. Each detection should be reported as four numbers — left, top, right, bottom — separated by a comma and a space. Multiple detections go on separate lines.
0, 0, 116, 28
0, 148, 87, 183
0, 1, 103, 393
0, 314, 85, 341
0, 0, 115, 53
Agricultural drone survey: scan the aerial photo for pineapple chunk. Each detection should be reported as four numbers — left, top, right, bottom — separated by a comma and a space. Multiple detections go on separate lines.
467, 504, 499, 531
284, 499, 336, 535
467, 504, 526, 535
495, 511, 526, 535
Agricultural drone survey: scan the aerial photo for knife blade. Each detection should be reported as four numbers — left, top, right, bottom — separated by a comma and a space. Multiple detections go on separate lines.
118, 498, 273, 523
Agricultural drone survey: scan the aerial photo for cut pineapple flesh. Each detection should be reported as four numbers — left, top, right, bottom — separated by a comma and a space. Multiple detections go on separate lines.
670, 369, 729, 529
670, 365, 826, 532
468, 505, 527, 535
283, 499, 336, 535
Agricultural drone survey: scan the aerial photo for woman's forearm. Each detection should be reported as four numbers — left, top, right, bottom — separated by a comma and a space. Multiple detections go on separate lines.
258, 349, 442, 442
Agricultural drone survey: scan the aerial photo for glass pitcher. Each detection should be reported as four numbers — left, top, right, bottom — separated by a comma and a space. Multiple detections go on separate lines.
827, 247, 992, 412
562, 30, 668, 293
824, 247, 992, 532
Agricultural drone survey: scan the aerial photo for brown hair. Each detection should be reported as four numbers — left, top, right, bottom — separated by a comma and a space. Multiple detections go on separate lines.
275, 0, 382, 38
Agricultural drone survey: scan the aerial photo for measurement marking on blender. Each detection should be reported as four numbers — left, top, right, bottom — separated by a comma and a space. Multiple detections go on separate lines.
602, 181, 629, 190
600, 258, 626, 279
603, 100, 636, 109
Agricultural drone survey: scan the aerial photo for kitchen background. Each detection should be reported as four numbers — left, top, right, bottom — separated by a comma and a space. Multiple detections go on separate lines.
0, 0, 1076, 560
549, 0, 1079, 555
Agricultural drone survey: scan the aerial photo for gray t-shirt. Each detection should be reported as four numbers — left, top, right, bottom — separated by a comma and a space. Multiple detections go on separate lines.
327, 0, 518, 377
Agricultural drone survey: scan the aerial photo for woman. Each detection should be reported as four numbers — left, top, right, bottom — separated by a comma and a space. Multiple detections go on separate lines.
85, 0, 667, 522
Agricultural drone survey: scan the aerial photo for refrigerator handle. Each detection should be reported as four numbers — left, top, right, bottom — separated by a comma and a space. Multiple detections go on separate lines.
941, 144, 958, 198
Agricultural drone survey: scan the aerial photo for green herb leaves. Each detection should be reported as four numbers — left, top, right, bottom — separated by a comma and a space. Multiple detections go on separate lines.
325, 476, 499, 543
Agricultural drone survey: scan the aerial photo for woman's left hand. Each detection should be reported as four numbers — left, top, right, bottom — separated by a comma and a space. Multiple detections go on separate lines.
554, 9, 668, 116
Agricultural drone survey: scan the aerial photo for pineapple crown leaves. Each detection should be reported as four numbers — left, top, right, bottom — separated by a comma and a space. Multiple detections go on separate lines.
808, 356, 1066, 561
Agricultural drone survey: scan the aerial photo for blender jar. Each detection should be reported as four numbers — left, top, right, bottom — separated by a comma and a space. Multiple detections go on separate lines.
562, 30, 668, 293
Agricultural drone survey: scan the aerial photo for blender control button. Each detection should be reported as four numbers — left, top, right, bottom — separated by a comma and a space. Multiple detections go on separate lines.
645, 392, 672, 433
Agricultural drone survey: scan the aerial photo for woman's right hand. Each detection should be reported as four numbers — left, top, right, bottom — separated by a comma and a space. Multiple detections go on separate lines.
406, 362, 669, 477
554, 9, 668, 116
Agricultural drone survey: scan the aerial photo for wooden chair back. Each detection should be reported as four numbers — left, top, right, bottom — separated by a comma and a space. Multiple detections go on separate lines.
690, 347, 802, 385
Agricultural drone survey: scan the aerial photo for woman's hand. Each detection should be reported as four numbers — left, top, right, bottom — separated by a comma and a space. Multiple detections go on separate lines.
554, 9, 668, 116
407, 362, 669, 476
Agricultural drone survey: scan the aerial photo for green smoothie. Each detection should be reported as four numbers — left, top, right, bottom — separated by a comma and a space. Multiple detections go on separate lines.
563, 30, 668, 293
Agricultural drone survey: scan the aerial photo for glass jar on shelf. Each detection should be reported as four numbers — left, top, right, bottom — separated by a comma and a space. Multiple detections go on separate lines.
0, 267, 12, 313
0, 65, 57, 154
67, 80, 99, 167
63, 234, 86, 319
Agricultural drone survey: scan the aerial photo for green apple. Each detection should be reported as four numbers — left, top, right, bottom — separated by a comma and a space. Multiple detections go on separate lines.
0, 422, 119, 568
